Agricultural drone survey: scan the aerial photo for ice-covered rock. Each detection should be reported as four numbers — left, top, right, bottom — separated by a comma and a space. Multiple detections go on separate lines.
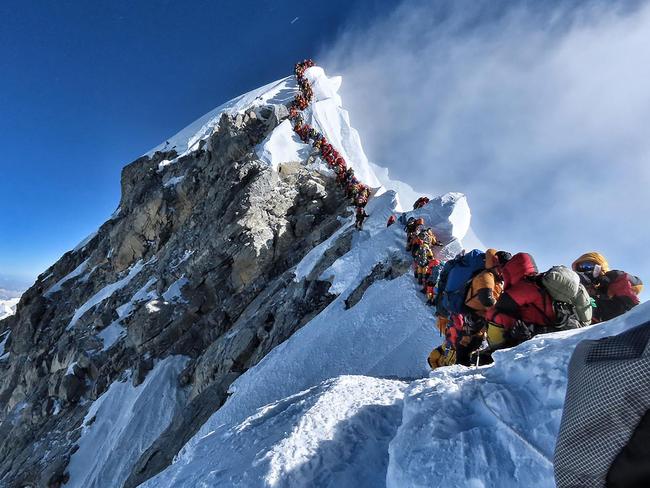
65, 356, 188, 488
0, 297, 19, 322
146, 76, 297, 158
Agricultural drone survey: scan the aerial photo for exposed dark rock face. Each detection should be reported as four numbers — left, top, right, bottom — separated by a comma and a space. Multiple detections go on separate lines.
0, 105, 358, 487
344, 256, 411, 310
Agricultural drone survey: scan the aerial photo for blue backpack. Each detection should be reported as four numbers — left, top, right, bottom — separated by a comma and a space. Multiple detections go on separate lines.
441, 249, 486, 314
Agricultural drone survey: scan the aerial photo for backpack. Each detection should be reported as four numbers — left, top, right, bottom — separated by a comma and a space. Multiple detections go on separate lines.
552, 301, 586, 331
429, 260, 443, 284
416, 245, 431, 267
502, 253, 538, 287
433, 259, 456, 313
422, 228, 437, 246
541, 265, 593, 324
606, 271, 643, 303
542, 266, 579, 301
573, 284, 593, 323
441, 249, 486, 314
465, 269, 502, 312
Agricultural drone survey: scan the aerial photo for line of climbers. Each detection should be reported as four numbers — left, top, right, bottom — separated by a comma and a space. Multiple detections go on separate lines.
408, 225, 645, 369
289, 60, 644, 370
290, 60, 371, 230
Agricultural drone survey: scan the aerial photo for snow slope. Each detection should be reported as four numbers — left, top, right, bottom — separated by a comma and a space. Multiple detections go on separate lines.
254, 66, 384, 192
144, 304, 650, 487
59, 65, 645, 488
142, 376, 406, 488
146, 76, 298, 158
144, 305, 650, 488
65, 356, 188, 488
300, 66, 382, 190
0, 297, 19, 321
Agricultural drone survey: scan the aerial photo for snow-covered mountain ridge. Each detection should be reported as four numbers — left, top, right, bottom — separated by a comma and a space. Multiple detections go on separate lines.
0, 298, 19, 322
0, 65, 643, 488
2, 67, 356, 486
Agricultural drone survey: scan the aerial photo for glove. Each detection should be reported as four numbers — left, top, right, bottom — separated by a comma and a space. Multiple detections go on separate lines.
506, 320, 533, 343
463, 314, 486, 334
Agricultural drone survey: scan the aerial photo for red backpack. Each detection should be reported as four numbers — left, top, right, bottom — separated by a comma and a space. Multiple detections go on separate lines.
501, 253, 538, 289
488, 253, 556, 330
606, 271, 642, 305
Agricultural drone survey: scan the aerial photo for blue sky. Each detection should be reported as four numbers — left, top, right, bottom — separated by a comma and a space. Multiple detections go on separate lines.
0, 0, 391, 288
1, 0, 648, 296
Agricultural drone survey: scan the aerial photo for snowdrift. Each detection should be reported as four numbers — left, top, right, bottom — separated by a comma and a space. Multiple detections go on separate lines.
143, 375, 407, 487
143, 307, 650, 488
388, 302, 650, 488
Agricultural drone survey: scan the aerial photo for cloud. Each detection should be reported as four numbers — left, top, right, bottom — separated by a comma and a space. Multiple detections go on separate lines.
321, 0, 650, 290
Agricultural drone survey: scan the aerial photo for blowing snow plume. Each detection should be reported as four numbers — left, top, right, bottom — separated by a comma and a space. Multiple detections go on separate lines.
321, 0, 650, 294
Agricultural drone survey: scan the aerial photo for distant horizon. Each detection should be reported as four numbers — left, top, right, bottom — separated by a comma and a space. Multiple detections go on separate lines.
0, 272, 33, 291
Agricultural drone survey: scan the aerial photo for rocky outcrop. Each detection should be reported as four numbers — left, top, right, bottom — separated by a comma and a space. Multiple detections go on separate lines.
0, 103, 356, 487
344, 256, 411, 310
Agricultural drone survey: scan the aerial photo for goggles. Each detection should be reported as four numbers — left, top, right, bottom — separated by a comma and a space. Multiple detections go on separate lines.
575, 261, 596, 273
